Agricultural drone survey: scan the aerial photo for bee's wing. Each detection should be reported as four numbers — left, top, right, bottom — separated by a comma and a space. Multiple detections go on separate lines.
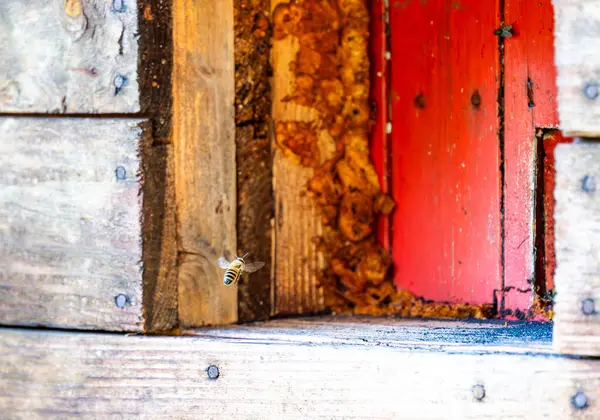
216, 257, 230, 269
243, 261, 266, 273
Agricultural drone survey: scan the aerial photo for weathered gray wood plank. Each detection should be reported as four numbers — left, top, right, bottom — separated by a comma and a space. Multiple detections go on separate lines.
1, 322, 599, 419
0, 0, 139, 113
553, 0, 600, 136
553, 143, 600, 356
0, 117, 144, 331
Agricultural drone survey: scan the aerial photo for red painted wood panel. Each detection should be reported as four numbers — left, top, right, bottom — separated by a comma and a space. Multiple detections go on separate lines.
389, 0, 502, 304
503, 0, 558, 316
370, 0, 390, 250
541, 131, 573, 294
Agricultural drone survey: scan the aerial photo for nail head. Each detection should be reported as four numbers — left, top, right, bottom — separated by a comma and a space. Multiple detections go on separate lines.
582, 175, 597, 193
582, 298, 596, 316
115, 166, 127, 180
472, 384, 486, 401
114, 294, 129, 308
207, 365, 220, 380
572, 391, 588, 410
584, 83, 600, 100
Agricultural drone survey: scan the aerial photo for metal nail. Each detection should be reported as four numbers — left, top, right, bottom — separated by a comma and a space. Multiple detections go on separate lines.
112, 0, 125, 12
584, 83, 599, 100
207, 365, 220, 380
571, 391, 588, 410
582, 298, 596, 316
472, 384, 486, 401
582, 175, 597, 193
115, 294, 129, 308
115, 166, 127, 180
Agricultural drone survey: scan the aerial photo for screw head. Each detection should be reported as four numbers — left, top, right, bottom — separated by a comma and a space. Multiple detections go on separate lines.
115, 166, 127, 180
114, 294, 129, 308
470, 90, 482, 109
584, 83, 600, 100
572, 391, 588, 410
472, 384, 486, 401
582, 175, 597, 193
207, 365, 220, 380
582, 298, 596, 316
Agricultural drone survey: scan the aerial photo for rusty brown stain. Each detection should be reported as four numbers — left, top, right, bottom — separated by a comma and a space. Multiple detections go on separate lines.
71, 67, 100, 78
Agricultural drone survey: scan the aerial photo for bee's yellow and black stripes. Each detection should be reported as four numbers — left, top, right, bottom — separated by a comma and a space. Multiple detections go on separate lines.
223, 258, 244, 285
223, 267, 241, 285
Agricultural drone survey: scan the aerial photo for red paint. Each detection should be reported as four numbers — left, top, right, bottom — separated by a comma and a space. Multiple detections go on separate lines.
389, 0, 502, 304
542, 131, 572, 293
370, 0, 390, 250
503, 0, 558, 315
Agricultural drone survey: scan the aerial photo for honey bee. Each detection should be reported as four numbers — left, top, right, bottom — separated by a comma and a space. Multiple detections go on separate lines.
217, 253, 266, 285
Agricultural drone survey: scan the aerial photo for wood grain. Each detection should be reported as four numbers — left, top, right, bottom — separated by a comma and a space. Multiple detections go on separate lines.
173, 0, 237, 326
137, 0, 173, 139
235, 0, 273, 322
271, 0, 333, 316
2, 320, 600, 419
503, 0, 559, 316
0, 117, 145, 331
0, 0, 139, 113
390, 1, 502, 305
553, 0, 600, 136
140, 138, 178, 332
553, 143, 600, 356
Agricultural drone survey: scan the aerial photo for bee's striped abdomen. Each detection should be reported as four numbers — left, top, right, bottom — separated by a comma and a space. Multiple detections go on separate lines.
223, 266, 241, 285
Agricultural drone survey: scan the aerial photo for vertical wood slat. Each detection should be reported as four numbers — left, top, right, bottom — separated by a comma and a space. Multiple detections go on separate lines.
270, 0, 331, 316
234, 0, 273, 322
553, 143, 600, 356
0, 118, 146, 331
0, 0, 139, 113
553, 0, 600, 136
390, 0, 502, 305
502, 0, 559, 316
173, 0, 237, 326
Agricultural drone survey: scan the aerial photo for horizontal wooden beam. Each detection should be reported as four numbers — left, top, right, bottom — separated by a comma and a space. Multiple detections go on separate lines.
553, 0, 600, 136
0, 117, 177, 332
553, 143, 600, 356
0, 0, 140, 113
1, 318, 598, 419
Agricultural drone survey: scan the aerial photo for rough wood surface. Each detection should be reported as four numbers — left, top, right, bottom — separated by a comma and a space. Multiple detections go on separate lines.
502, 0, 559, 316
140, 140, 178, 332
0, 0, 139, 113
0, 117, 145, 331
553, 0, 600, 136
234, 0, 273, 322
2, 319, 600, 419
271, 0, 333, 316
173, 0, 237, 326
553, 143, 600, 356
137, 0, 173, 139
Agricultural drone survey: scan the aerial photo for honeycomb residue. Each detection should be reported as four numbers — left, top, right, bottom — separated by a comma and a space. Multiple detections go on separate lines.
272, 0, 493, 320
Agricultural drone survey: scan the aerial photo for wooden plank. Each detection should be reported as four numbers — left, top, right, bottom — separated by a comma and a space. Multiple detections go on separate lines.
540, 131, 573, 298
553, 0, 600, 136
173, 0, 237, 326
0, 117, 145, 331
390, 0, 501, 305
553, 143, 600, 356
503, 0, 559, 317
234, 0, 273, 322
0, 0, 139, 113
3, 321, 600, 419
270, 0, 332, 315
370, 0, 391, 251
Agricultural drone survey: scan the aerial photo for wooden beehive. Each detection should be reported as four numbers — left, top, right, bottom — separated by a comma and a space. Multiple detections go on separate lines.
2, 0, 600, 418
